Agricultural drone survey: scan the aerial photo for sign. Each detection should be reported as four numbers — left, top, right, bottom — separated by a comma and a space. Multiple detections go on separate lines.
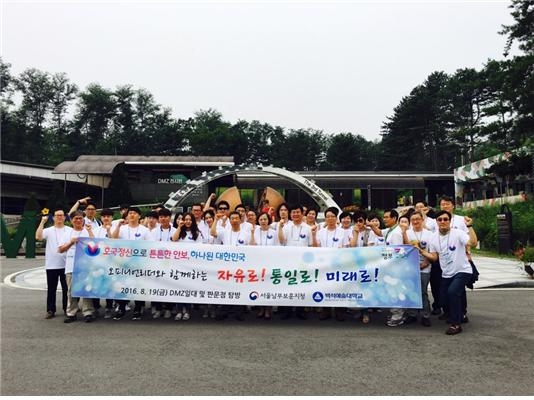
72, 238, 422, 308
156, 174, 187, 185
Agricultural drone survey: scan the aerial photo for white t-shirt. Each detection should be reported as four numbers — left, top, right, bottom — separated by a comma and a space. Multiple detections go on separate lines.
422, 217, 437, 233
63, 228, 91, 274
353, 228, 378, 247
282, 222, 313, 247
317, 226, 345, 248
340, 227, 353, 247
174, 230, 203, 244
219, 228, 251, 246
84, 217, 101, 230
117, 224, 151, 241
428, 229, 471, 278
197, 220, 210, 243
154, 226, 176, 242
451, 214, 468, 232
406, 228, 434, 273
253, 227, 279, 246
378, 225, 403, 246
42, 226, 72, 269
93, 225, 112, 239
271, 220, 293, 231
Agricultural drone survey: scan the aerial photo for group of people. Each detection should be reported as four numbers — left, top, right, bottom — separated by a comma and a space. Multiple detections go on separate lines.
36, 194, 477, 335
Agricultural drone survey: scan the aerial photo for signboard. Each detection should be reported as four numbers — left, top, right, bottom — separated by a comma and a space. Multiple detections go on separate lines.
72, 238, 422, 308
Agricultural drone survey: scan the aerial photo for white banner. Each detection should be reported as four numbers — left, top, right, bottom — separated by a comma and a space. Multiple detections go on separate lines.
72, 238, 422, 308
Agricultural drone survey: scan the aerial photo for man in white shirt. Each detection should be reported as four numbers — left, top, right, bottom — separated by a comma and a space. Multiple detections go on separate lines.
58, 211, 95, 323
211, 211, 251, 321
278, 205, 317, 320
422, 210, 477, 335
112, 206, 151, 320
36, 209, 72, 319
370, 209, 406, 326
93, 208, 116, 318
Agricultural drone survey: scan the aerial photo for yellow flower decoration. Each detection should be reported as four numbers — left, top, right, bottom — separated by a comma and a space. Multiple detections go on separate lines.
41, 208, 49, 216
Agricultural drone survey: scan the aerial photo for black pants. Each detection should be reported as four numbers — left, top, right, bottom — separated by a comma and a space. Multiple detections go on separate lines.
430, 261, 442, 311
46, 268, 67, 313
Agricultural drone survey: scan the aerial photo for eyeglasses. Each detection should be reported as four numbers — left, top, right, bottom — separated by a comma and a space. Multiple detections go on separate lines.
356, 218, 364, 223
436, 218, 450, 222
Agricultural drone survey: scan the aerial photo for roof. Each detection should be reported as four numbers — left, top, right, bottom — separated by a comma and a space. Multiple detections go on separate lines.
53, 155, 235, 175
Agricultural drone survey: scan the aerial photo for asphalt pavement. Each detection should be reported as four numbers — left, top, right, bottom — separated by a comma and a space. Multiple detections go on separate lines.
1, 256, 533, 396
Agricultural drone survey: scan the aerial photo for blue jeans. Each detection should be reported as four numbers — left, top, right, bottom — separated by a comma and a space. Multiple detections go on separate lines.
440, 272, 472, 325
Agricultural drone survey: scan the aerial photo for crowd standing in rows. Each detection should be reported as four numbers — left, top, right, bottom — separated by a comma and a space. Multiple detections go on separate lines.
36, 194, 477, 335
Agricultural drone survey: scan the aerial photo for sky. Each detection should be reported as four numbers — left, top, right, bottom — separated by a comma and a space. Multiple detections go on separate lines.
1, 0, 518, 142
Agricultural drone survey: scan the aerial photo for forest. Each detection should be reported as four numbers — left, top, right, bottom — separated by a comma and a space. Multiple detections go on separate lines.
1, 0, 532, 172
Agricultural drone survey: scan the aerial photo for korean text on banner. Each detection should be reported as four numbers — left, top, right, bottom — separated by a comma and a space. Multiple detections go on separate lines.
72, 238, 422, 308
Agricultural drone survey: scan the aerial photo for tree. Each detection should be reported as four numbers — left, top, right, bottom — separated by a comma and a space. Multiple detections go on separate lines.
187, 109, 232, 156
379, 71, 456, 171
325, 132, 375, 170
446, 68, 491, 163
71, 83, 116, 155
501, 0, 534, 56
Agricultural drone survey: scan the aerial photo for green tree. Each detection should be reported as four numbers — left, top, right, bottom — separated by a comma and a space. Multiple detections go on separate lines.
325, 132, 375, 170
501, 0, 534, 56
70, 83, 116, 155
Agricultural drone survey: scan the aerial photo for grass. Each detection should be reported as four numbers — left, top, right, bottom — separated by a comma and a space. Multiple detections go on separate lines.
471, 248, 518, 260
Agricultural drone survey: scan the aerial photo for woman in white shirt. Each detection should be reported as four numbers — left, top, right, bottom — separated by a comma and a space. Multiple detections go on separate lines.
250, 212, 279, 319
171, 212, 202, 321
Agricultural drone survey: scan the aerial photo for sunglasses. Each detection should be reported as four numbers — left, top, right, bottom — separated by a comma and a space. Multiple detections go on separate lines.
436, 218, 450, 222
218, 207, 228, 211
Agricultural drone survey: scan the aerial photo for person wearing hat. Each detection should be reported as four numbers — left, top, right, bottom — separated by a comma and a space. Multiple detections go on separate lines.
112, 206, 151, 321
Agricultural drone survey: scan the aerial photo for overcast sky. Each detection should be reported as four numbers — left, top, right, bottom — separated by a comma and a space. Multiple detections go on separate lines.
1, 0, 517, 141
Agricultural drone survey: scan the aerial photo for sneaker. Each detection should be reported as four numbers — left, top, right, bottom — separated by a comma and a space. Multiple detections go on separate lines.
175, 312, 183, 321
84, 315, 94, 323
104, 308, 113, 319
387, 318, 405, 327
163, 310, 172, 319
125, 303, 131, 312
421, 317, 432, 327
45, 311, 55, 319
153, 310, 161, 319
182, 312, 190, 321
132, 311, 142, 320
113, 310, 125, 320
462, 314, 469, 323
64, 315, 77, 323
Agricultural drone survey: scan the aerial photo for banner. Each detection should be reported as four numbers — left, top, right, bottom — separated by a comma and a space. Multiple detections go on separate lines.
72, 238, 422, 308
